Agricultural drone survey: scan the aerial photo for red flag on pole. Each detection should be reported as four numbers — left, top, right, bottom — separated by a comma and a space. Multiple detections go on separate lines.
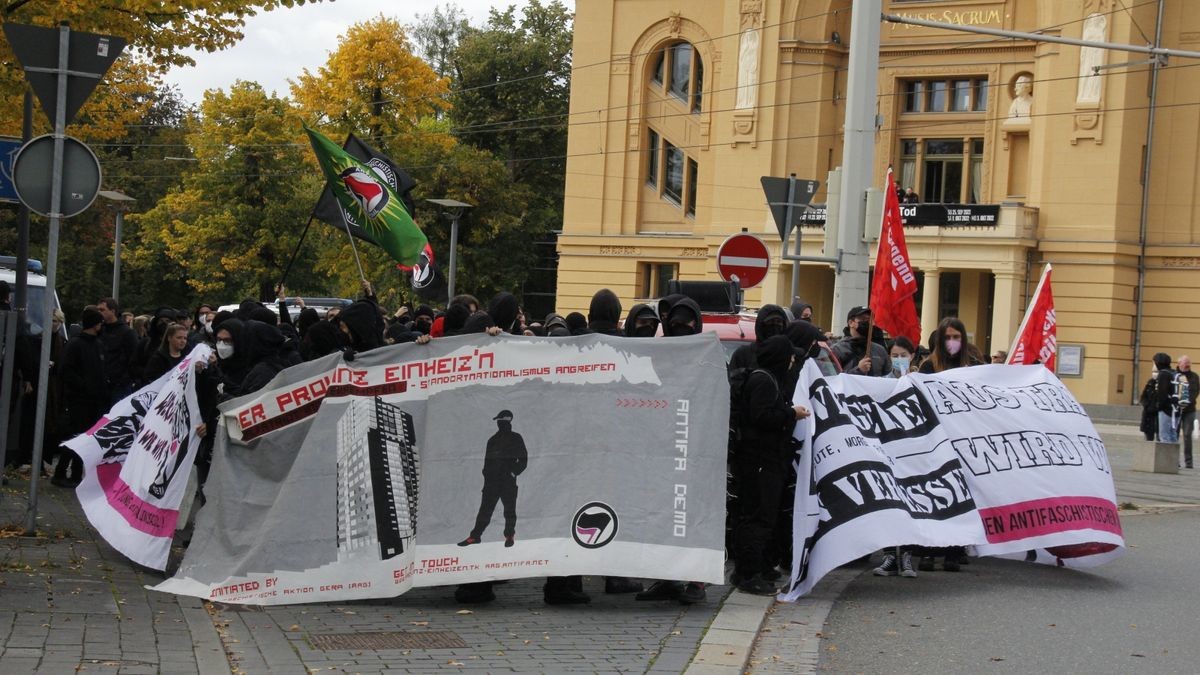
870, 168, 922, 345
1007, 263, 1056, 371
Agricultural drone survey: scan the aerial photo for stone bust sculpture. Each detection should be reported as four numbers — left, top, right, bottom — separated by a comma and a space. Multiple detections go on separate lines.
1008, 74, 1033, 119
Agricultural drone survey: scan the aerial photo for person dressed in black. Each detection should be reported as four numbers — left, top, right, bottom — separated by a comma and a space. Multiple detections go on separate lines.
731, 335, 809, 594
729, 304, 788, 370
53, 309, 108, 487
587, 289, 623, 336
458, 410, 528, 548
96, 297, 138, 402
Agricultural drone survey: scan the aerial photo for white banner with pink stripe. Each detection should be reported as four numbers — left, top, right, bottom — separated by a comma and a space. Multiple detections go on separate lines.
66, 345, 211, 570
782, 362, 1125, 601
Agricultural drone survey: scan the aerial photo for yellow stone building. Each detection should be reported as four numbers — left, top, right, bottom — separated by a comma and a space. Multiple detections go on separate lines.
555, 0, 1200, 405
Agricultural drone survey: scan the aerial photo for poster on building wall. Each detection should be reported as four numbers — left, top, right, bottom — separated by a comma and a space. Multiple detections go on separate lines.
153, 334, 728, 605
782, 362, 1124, 601
67, 345, 211, 571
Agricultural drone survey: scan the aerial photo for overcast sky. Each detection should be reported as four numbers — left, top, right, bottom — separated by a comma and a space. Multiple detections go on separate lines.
162, 0, 575, 106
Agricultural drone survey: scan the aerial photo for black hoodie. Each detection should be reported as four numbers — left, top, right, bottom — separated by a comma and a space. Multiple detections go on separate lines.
302, 320, 342, 361
339, 299, 384, 354
789, 300, 814, 322
488, 293, 521, 334
623, 304, 659, 338
234, 320, 289, 396
662, 297, 703, 337
587, 289, 623, 336
462, 311, 496, 334
729, 304, 788, 369
212, 318, 249, 393
442, 303, 471, 336
736, 335, 797, 462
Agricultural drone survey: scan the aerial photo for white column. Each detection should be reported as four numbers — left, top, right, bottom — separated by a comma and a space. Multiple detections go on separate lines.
921, 269, 941, 344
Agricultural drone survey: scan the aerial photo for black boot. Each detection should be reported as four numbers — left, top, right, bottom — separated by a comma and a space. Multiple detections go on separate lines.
543, 577, 590, 605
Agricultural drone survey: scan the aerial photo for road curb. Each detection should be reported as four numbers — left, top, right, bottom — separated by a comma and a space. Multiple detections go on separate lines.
683, 589, 774, 674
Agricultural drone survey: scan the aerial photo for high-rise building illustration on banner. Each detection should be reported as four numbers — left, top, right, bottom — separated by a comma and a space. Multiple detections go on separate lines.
336, 397, 419, 562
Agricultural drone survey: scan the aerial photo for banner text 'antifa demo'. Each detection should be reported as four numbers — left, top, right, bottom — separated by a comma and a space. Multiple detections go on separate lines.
234, 348, 619, 442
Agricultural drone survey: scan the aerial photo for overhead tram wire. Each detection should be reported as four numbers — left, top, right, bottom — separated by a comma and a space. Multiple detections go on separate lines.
86, 0, 1156, 154
87, 0, 1161, 164
96, 1, 1183, 176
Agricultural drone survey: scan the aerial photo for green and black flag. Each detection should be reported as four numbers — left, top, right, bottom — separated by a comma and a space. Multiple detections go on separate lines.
310, 133, 418, 246
305, 126, 446, 301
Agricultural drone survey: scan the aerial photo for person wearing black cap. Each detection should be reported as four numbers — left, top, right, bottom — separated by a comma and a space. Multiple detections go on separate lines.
53, 308, 108, 487
458, 410, 528, 548
831, 306, 890, 376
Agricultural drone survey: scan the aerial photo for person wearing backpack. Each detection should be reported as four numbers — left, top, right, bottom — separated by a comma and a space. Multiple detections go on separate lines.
1154, 352, 1179, 444
1176, 356, 1198, 469
730, 335, 810, 595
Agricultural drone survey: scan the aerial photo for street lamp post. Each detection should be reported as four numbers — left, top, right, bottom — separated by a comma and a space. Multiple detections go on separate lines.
425, 199, 473, 299
98, 189, 134, 303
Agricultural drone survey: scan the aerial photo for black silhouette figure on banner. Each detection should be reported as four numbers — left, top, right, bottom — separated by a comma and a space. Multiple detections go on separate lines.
458, 410, 528, 547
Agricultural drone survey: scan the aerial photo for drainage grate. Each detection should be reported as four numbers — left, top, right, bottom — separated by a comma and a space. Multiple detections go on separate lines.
308, 631, 467, 651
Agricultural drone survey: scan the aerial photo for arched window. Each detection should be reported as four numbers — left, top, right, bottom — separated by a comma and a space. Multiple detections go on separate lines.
651, 42, 703, 114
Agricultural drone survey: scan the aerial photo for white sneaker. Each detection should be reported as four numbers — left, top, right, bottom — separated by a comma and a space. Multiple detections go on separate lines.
899, 551, 918, 577
873, 553, 898, 576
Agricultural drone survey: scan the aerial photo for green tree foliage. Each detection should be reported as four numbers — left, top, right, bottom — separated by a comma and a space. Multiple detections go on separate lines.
449, 1, 572, 212
127, 82, 322, 305
291, 17, 534, 307
410, 4, 471, 80
0, 0, 324, 140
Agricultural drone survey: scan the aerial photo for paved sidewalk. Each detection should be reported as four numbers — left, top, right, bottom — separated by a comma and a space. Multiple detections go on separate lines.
5, 422, 1197, 674
2, 473, 737, 674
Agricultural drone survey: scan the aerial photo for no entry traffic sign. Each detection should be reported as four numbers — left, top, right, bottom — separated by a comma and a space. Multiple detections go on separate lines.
716, 233, 771, 289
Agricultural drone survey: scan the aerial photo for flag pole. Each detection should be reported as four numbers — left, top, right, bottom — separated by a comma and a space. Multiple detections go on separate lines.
279, 213, 315, 289
1006, 263, 1052, 362
339, 209, 368, 284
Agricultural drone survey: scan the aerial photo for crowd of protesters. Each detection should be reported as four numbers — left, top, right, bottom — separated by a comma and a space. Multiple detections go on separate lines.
4, 277, 1006, 601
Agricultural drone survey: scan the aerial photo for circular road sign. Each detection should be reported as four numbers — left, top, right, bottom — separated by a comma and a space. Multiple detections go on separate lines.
717, 233, 771, 289
13, 134, 102, 218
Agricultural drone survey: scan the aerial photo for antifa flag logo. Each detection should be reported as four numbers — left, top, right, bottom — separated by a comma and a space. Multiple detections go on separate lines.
571, 502, 619, 548
411, 243, 436, 289
340, 166, 389, 218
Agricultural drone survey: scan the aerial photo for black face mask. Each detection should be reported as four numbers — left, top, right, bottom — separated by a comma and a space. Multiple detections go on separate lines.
633, 324, 658, 338
854, 321, 869, 337
415, 319, 432, 334
669, 322, 697, 336
760, 322, 784, 340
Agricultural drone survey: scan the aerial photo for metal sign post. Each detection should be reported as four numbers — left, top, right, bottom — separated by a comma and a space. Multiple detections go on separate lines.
5, 21, 124, 533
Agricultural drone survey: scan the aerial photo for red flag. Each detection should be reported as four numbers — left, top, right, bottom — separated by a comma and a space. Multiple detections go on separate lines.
870, 168, 921, 345
1007, 264, 1056, 371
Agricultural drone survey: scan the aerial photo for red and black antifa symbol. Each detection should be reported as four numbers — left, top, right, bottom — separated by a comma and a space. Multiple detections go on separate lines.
340, 166, 389, 218
572, 502, 618, 548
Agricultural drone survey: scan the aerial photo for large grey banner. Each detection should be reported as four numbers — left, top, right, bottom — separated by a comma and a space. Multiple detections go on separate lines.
154, 333, 728, 604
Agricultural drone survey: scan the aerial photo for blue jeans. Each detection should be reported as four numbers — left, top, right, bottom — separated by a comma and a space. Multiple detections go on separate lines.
1181, 411, 1195, 468
1158, 411, 1179, 443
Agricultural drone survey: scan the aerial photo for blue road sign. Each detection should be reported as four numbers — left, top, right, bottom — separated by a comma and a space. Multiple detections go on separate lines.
0, 137, 21, 203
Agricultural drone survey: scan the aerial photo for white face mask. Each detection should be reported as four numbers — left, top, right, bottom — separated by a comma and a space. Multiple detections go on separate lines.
945, 338, 962, 356
216, 342, 235, 360
892, 356, 911, 374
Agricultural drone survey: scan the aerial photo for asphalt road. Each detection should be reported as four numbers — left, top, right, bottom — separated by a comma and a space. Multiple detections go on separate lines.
817, 508, 1200, 674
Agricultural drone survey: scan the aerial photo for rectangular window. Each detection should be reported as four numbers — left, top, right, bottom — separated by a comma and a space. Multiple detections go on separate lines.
922, 138, 966, 203
646, 129, 660, 188
925, 139, 963, 156
952, 80, 971, 111
669, 43, 692, 103
663, 142, 684, 204
969, 138, 984, 203
692, 57, 703, 114
652, 49, 665, 86
686, 158, 698, 217
904, 81, 924, 112
639, 262, 679, 298
973, 79, 988, 111
928, 80, 947, 112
